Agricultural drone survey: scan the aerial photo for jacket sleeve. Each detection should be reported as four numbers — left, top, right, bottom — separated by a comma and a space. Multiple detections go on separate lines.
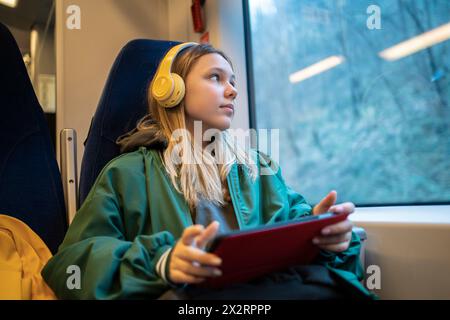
283, 175, 364, 280
282, 171, 364, 280
257, 152, 364, 281
313, 232, 365, 281
41, 159, 175, 299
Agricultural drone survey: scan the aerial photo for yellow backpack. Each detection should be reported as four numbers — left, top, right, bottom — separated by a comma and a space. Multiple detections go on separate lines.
0, 214, 56, 300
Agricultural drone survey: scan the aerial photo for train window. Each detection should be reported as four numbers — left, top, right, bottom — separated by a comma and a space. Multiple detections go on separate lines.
244, 0, 450, 206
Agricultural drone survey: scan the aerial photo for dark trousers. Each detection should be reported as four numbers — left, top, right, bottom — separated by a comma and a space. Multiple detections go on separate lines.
159, 265, 366, 300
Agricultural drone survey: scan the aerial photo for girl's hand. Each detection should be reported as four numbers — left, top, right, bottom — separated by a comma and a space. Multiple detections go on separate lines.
168, 221, 223, 284
312, 190, 354, 253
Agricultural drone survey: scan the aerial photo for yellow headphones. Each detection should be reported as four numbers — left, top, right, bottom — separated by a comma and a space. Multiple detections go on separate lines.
151, 42, 198, 108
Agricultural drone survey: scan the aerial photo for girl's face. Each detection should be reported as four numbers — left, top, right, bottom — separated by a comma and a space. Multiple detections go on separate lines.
184, 53, 238, 134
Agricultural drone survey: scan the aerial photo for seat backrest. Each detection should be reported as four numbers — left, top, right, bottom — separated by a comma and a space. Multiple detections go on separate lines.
78, 39, 180, 206
0, 22, 67, 253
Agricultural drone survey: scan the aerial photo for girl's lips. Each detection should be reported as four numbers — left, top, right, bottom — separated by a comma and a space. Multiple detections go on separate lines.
220, 104, 234, 112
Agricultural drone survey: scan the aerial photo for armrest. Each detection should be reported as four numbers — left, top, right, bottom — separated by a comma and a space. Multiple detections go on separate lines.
60, 128, 78, 225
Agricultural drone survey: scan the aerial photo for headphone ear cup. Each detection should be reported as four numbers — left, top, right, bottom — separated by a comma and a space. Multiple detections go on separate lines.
162, 73, 185, 108
152, 74, 174, 104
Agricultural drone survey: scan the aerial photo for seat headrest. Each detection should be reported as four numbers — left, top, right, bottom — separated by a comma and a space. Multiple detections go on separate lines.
79, 39, 182, 205
0, 22, 42, 147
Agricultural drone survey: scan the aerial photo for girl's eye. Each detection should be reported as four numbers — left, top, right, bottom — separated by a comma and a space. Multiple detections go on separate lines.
210, 74, 220, 81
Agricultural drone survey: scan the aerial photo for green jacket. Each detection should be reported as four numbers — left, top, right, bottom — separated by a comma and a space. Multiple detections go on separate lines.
42, 147, 375, 299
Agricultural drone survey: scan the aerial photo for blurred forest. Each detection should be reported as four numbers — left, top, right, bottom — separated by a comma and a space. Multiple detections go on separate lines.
248, 0, 450, 205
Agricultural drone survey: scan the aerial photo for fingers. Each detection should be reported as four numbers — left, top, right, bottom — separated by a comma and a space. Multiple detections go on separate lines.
313, 231, 351, 245
177, 245, 222, 267
169, 269, 206, 284
329, 202, 355, 214
172, 258, 222, 278
195, 221, 220, 249
169, 243, 222, 284
170, 222, 223, 285
313, 219, 353, 253
313, 190, 337, 215
181, 225, 205, 246
320, 219, 353, 236
317, 241, 351, 253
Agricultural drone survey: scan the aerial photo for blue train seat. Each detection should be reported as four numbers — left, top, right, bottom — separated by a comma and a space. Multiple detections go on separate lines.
0, 22, 67, 254
78, 39, 181, 206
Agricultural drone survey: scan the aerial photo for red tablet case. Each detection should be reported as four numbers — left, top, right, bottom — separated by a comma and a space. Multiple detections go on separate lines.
199, 212, 350, 288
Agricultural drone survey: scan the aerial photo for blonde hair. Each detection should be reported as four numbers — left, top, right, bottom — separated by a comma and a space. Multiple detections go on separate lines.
119, 44, 257, 211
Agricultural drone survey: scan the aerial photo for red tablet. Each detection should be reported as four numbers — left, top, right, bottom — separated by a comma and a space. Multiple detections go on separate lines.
199, 212, 350, 289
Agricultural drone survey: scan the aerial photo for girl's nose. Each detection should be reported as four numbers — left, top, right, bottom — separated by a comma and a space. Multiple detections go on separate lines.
225, 83, 238, 100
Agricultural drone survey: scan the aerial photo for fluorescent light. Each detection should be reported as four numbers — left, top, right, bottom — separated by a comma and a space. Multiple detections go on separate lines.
379, 22, 450, 61
289, 55, 345, 84
0, 0, 18, 8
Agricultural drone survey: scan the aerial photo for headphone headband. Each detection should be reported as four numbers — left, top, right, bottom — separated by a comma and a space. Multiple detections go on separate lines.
155, 42, 197, 78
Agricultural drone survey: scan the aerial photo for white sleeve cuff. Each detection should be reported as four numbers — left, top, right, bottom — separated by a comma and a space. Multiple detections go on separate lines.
156, 247, 172, 283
